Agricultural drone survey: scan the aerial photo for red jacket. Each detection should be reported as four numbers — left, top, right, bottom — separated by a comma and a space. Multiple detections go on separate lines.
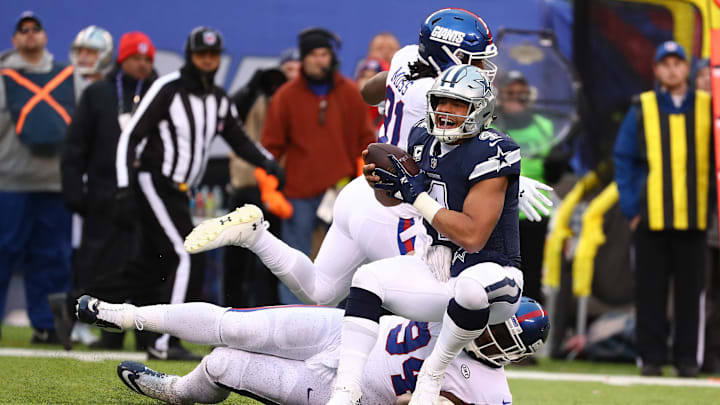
261, 72, 376, 199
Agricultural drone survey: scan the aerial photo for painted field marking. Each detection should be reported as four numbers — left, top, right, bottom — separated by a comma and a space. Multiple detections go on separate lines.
0, 348, 146, 362
506, 370, 720, 388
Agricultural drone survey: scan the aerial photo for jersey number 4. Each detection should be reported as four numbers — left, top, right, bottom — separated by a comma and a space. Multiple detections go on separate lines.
386, 321, 430, 395
379, 86, 404, 146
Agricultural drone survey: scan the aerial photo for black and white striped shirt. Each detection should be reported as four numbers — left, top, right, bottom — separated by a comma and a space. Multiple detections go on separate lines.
116, 70, 267, 189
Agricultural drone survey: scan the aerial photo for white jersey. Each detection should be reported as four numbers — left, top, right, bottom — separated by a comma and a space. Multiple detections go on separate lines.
363, 315, 512, 404
378, 45, 435, 152
332, 176, 426, 259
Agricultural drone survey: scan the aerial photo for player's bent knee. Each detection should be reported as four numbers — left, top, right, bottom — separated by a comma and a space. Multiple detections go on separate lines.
312, 285, 342, 307
454, 276, 490, 310
195, 352, 232, 403
204, 347, 235, 382
350, 264, 385, 300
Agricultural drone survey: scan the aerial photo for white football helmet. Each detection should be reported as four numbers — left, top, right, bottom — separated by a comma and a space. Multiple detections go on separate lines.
426, 64, 496, 143
70, 25, 113, 76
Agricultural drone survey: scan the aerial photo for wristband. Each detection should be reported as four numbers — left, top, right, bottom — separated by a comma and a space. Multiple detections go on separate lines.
413, 192, 443, 223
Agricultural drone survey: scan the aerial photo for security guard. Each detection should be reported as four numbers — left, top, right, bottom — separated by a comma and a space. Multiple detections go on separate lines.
614, 41, 712, 378
0, 11, 75, 344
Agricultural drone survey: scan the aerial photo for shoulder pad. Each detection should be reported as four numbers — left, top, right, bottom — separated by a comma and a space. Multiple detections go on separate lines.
412, 118, 427, 129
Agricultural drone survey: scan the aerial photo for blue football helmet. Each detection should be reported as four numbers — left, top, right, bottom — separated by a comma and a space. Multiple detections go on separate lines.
464, 297, 550, 366
418, 8, 498, 80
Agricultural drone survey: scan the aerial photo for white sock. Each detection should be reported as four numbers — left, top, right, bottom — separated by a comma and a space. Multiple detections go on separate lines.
174, 355, 230, 404
334, 316, 379, 390
133, 303, 226, 345
250, 231, 318, 303
422, 311, 483, 375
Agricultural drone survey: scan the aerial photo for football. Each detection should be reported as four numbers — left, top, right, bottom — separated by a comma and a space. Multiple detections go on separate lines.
364, 143, 420, 207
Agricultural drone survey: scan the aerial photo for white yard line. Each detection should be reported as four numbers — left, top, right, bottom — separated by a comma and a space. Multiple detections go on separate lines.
2, 348, 719, 388
506, 370, 720, 388
0, 348, 146, 362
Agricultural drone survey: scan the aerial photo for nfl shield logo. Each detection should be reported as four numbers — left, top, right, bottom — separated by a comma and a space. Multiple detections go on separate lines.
203, 32, 217, 45
430, 157, 437, 169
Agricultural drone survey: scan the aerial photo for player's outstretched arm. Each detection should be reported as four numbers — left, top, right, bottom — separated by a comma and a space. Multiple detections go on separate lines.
361, 71, 388, 105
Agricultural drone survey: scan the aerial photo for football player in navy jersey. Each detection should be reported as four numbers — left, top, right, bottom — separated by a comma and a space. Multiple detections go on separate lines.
328, 65, 524, 405
182, 8, 550, 314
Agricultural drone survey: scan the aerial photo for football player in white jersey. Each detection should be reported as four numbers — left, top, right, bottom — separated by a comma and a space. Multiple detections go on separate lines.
373, 8, 497, 152
76, 294, 548, 404
184, 8, 552, 310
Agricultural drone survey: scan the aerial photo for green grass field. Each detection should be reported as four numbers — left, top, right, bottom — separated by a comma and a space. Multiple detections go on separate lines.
2, 325, 719, 404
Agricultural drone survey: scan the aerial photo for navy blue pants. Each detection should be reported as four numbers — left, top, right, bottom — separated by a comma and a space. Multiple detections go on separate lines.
0, 191, 72, 330
278, 195, 324, 304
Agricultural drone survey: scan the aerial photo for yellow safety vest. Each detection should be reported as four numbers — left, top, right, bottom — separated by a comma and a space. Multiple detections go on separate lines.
638, 90, 711, 231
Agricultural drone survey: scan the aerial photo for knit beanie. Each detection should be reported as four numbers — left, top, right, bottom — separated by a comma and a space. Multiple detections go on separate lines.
298, 27, 340, 60
117, 32, 155, 63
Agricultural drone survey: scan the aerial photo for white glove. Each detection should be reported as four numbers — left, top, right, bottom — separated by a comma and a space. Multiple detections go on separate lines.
518, 176, 554, 222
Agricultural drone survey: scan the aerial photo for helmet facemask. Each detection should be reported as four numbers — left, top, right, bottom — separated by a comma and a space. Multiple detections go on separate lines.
420, 45, 498, 82
427, 93, 484, 143
464, 316, 528, 367
426, 65, 496, 144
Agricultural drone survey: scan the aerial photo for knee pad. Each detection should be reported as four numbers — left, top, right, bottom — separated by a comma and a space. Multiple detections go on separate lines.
204, 347, 236, 382
350, 265, 385, 301
457, 264, 522, 325
453, 276, 489, 311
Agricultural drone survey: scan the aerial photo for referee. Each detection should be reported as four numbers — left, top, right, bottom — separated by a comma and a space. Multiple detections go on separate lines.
114, 27, 284, 360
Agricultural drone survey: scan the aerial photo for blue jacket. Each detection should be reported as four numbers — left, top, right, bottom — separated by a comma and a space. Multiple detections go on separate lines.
613, 85, 698, 220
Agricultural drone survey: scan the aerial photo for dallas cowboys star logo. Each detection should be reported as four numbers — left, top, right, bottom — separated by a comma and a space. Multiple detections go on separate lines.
491, 145, 512, 172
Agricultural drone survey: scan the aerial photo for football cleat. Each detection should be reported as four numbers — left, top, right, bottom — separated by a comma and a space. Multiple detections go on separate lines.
184, 204, 268, 254
326, 383, 362, 405
408, 367, 445, 405
117, 361, 185, 405
75, 295, 134, 333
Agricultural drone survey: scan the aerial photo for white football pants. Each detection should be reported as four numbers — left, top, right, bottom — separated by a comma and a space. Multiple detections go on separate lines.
251, 176, 428, 305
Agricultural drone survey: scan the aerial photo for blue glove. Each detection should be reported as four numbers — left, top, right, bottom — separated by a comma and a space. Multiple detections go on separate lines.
374, 155, 429, 204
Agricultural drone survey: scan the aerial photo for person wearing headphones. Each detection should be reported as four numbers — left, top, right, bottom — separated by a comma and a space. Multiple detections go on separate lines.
260, 28, 376, 304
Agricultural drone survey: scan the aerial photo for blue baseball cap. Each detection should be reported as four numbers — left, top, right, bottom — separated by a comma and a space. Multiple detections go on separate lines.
15, 11, 43, 32
654, 41, 687, 63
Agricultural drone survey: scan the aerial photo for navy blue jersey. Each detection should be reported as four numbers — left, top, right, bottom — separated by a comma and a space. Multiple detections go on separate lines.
408, 121, 522, 275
